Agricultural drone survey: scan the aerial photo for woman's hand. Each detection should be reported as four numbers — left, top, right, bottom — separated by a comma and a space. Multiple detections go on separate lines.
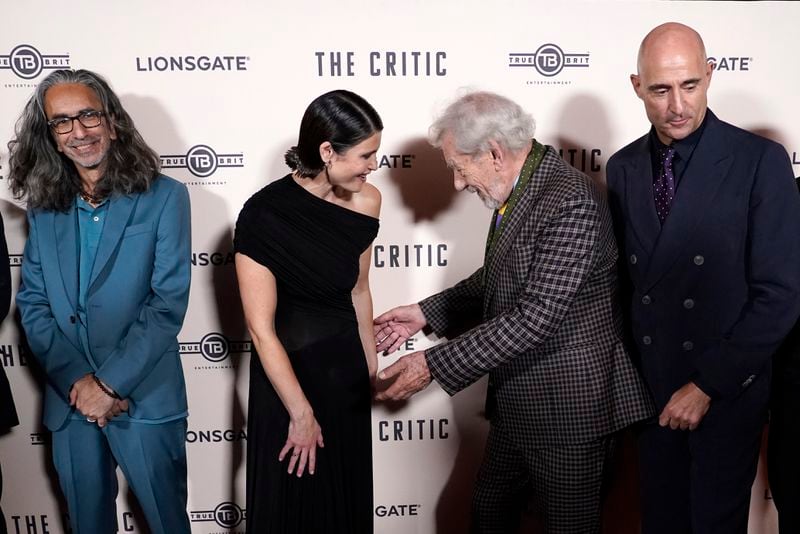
367, 358, 378, 381
278, 412, 325, 477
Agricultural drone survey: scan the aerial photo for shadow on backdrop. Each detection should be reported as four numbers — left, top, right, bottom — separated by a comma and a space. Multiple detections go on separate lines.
553, 93, 612, 189
383, 137, 491, 534
211, 226, 247, 505
386, 137, 457, 223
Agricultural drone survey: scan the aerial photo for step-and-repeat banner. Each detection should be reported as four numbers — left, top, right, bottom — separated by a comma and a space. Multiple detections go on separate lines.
0, 1, 797, 533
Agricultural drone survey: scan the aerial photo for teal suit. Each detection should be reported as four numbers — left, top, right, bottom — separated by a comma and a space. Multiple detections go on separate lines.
17, 175, 192, 533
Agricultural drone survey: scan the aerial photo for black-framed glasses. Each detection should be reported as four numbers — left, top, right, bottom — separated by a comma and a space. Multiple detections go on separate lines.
47, 110, 104, 135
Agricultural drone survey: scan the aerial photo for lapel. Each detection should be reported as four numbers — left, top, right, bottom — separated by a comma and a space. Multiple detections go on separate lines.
626, 135, 662, 260
88, 193, 138, 289
483, 154, 542, 307
53, 205, 79, 311
642, 111, 733, 289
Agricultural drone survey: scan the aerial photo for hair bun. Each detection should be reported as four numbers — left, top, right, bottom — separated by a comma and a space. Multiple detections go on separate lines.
284, 146, 320, 177
284, 147, 302, 170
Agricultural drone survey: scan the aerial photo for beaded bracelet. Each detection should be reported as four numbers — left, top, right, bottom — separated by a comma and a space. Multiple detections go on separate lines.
93, 374, 121, 400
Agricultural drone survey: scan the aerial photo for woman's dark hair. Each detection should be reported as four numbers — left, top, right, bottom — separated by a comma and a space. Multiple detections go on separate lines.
285, 90, 383, 177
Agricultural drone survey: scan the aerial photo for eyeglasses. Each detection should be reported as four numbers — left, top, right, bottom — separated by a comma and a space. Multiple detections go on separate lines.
47, 110, 105, 135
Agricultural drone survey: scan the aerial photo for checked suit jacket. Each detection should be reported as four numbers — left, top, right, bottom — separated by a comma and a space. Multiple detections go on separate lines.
421, 146, 654, 449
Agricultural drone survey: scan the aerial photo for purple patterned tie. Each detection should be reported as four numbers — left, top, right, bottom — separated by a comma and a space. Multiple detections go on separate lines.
654, 146, 676, 223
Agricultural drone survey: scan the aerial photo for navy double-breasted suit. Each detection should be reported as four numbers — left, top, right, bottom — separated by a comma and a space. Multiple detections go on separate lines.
607, 110, 800, 533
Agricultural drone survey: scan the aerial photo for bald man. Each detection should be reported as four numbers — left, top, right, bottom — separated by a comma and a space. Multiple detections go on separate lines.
607, 22, 800, 533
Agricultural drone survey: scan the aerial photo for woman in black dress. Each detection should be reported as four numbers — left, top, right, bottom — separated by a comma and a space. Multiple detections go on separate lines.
234, 90, 382, 533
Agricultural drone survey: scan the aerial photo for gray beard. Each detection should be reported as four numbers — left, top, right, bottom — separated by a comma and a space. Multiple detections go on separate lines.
467, 186, 502, 210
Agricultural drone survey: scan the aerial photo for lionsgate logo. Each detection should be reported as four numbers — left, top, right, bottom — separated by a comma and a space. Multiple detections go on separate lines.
160, 144, 244, 185
180, 332, 250, 367
708, 55, 752, 72
190, 502, 246, 530
191, 251, 234, 267
378, 154, 415, 169
135, 54, 250, 72
375, 503, 421, 518
186, 428, 247, 444
508, 43, 590, 80
0, 44, 70, 80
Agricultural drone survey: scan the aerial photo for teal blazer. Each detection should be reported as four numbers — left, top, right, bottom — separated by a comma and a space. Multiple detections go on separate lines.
17, 175, 191, 431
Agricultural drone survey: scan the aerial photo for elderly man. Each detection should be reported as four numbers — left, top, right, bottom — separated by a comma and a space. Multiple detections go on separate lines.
375, 91, 653, 533
606, 23, 800, 533
8, 69, 192, 533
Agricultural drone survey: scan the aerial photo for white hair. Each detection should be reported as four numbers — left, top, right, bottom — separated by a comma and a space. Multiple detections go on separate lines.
429, 91, 536, 155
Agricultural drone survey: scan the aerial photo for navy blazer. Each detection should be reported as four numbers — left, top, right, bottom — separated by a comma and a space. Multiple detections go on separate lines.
607, 110, 800, 407
17, 175, 191, 430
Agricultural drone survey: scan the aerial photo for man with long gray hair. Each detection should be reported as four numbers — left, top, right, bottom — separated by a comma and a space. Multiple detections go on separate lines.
374, 91, 654, 533
8, 69, 192, 533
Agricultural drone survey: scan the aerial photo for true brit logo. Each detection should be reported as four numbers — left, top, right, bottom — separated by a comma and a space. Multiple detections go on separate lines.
160, 144, 244, 178
0, 44, 70, 79
508, 43, 589, 77
190, 502, 246, 529
180, 332, 250, 364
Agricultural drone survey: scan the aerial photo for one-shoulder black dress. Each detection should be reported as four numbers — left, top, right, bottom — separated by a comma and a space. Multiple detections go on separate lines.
234, 175, 378, 534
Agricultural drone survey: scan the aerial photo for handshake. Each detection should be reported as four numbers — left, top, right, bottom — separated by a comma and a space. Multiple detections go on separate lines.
373, 303, 433, 401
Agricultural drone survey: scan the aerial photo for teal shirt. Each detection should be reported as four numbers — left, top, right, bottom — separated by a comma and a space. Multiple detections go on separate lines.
76, 196, 107, 359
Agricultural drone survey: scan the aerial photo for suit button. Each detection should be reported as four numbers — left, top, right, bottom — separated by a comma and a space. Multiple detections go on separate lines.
682, 341, 694, 351
69, 315, 76, 324
693, 255, 704, 266
683, 298, 695, 309
642, 336, 652, 345
630, 254, 638, 265
641, 295, 652, 305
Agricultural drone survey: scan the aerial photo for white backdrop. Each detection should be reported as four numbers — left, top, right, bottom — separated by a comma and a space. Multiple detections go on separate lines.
0, 1, 797, 532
